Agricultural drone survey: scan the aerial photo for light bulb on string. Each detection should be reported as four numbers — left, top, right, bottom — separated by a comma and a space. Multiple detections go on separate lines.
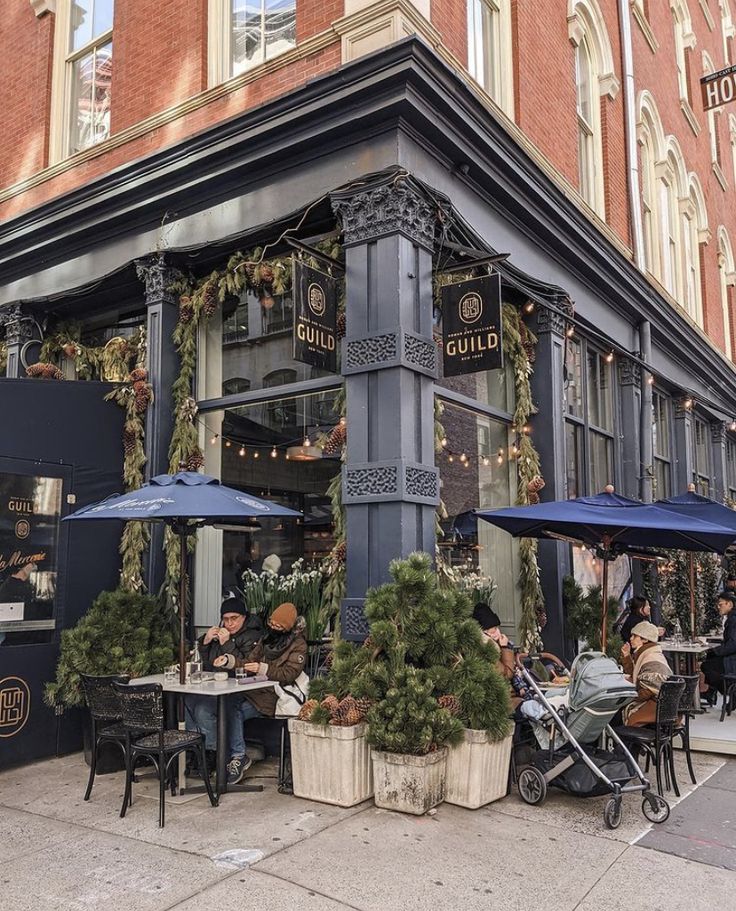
441, 437, 448, 448
605, 350, 614, 364
210, 434, 218, 445
459, 452, 467, 463
730, 420, 736, 432
339, 416, 346, 427
271, 446, 278, 458
254, 451, 260, 459
303, 434, 311, 447
683, 397, 693, 411
225, 439, 231, 448
482, 456, 489, 466
496, 447, 504, 465
566, 325, 575, 338
239, 445, 246, 457
463, 459, 470, 468
524, 301, 534, 314
647, 375, 654, 385
448, 454, 455, 463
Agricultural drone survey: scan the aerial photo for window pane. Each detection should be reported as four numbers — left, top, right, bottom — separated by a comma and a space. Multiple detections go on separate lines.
693, 419, 709, 477
565, 421, 581, 498
564, 339, 583, 417
93, 0, 114, 38
69, 43, 112, 154
589, 431, 613, 494
586, 350, 613, 431
265, 0, 296, 63
576, 41, 592, 124
653, 457, 670, 499
652, 392, 670, 459
71, 0, 113, 51
232, 0, 295, 76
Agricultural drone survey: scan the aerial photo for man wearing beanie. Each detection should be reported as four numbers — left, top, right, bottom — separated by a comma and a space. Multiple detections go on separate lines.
620, 620, 673, 726
185, 593, 263, 774
215, 601, 307, 784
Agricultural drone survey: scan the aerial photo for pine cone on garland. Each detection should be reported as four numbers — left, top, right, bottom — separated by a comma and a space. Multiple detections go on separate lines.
536, 604, 548, 630
202, 283, 218, 318
123, 428, 138, 456
133, 381, 152, 413
297, 699, 319, 722
526, 475, 545, 505
129, 367, 148, 383
322, 423, 346, 456
258, 264, 274, 284
336, 310, 346, 340
320, 695, 340, 718
63, 343, 79, 359
519, 319, 537, 364
179, 295, 194, 324
438, 694, 462, 717
26, 362, 63, 380
185, 450, 205, 472
332, 540, 347, 565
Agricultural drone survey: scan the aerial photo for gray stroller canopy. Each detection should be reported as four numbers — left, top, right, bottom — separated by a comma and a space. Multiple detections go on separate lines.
565, 652, 638, 743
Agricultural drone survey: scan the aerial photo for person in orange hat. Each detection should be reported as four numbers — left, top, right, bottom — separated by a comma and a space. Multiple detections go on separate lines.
215, 601, 306, 784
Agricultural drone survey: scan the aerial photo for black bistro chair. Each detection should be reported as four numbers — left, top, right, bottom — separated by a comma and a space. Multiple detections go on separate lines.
615, 677, 686, 797
114, 681, 218, 827
79, 673, 131, 802
673, 674, 700, 785
719, 675, 736, 722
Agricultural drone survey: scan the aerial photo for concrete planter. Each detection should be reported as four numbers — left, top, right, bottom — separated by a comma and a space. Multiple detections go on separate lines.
371, 747, 447, 815
445, 729, 513, 809
288, 718, 373, 807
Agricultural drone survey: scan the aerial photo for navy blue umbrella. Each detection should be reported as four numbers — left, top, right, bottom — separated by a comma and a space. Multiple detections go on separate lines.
65, 472, 302, 681
476, 488, 736, 650
655, 487, 736, 636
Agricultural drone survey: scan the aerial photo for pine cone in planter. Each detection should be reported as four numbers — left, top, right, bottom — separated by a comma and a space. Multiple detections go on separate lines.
438, 694, 462, 717
202, 283, 218, 317
354, 697, 374, 722
330, 696, 359, 726
258, 264, 274, 284
320, 695, 340, 718
297, 699, 319, 722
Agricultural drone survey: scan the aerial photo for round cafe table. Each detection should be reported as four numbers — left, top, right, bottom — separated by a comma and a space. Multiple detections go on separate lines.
659, 640, 714, 711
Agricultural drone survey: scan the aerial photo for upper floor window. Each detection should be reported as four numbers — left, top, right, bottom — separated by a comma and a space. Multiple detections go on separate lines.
721, 0, 736, 64
50, 1, 114, 161
466, 0, 514, 116
208, 0, 296, 85
704, 52, 726, 182
671, 0, 695, 106
568, 0, 620, 218
718, 227, 736, 359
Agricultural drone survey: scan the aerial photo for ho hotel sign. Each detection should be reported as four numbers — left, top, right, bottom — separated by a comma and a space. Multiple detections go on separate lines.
701, 64, 736, 111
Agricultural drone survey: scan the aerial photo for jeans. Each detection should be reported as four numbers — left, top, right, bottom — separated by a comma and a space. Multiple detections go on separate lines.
185, 695, 264, 759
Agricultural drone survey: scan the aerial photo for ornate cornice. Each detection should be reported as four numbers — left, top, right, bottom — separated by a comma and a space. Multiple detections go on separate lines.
134, 254, 184, 306
536, 305, 567, 336
331, 180, 436, 250
618, 356, 642, 387
711, 421, 728, 447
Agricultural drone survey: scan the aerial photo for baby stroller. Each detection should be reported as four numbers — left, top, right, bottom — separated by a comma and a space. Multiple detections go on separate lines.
514, 651, 670, 829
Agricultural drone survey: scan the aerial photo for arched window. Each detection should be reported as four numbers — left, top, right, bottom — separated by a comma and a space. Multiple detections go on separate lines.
637, 93, 667, 279
466, 0, 514, 116
568, 0, 620, 218
681, 174, 708, 326
671, 1, 696, 106
730, 114, 736, 184
718, 228, 736, 359
222, 377, 251, 396
721, 0, 736, 64
658, 163, 681, 298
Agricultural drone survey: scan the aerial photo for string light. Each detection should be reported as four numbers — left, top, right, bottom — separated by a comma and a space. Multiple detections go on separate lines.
238, 445, 246, 457
448, 454, 455, 463
303, 435, 311, 447
683, 397, 693, 411
459, 452, 467, 463
210, 434, 218, 445
225, 440, 231, 448
566, 325, 575, 338
730, 420, 736, 432
441, 437, 448, 448
271, 446, 278, 458
496, 447, 504, 465
253, 451, 260, 459
482, 456, 489, 466
647, 375, 654, 385
605, 350, 614, 364
524, 301, 535, 313
463, 459, 470, 468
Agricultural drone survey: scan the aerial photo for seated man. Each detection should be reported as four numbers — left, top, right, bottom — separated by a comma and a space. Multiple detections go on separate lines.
185, 593, 263, 773
620, 621, 673, 726
215, 601, 307, 784
701, 591, 736, 705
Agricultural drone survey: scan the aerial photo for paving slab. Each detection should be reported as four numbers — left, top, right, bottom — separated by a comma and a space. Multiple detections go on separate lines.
576, 844, 736, 910
701, 759, 736, 793
637, 783, 736, 870
0, 814, 229, 911
0, 806, 74, 864
168, 868, 363, 911
252, 802, 626, 911
0, 752, 367, 861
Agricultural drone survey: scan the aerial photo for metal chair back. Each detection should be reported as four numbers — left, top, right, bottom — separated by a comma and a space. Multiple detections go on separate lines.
677, 674, 700, 714
656, 677, 686, 727
113, 681, 164, 733
80, 673, 129, 722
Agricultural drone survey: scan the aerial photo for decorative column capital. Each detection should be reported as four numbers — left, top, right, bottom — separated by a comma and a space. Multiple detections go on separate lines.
674, 401, 693, 419
331, 179, 437, 251
135, 253, 184, 307
0, 304, 36, 347
536, 305, 567, 337
618, 356, 641, 387
711, 421, 728, 447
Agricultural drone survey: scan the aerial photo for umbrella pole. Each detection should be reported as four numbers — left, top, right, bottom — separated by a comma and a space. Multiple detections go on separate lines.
689, 552, 696, 641
179, 531, 188, 686
601, 553, 610, 654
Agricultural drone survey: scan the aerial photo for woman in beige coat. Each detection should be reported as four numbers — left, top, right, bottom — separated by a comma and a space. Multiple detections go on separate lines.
620, 621, 673, 726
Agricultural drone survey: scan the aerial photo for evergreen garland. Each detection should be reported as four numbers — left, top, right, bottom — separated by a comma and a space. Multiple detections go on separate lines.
0, 340, 7, 374
658, 550, 722, 636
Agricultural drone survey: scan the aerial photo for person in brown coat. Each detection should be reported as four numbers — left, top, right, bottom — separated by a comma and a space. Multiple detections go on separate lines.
214, 601, 307, 783
620, 621, 673, 726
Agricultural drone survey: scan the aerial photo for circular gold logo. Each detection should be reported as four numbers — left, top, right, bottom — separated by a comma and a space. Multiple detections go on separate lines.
308, 283, 326, 317
0, 677, 31, 738
459, 292, 483, 325
15, 519, 30, 540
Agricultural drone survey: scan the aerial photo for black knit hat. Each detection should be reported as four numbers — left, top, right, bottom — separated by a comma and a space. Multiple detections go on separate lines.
221, 591, 247, 616
473, 602, 501, 630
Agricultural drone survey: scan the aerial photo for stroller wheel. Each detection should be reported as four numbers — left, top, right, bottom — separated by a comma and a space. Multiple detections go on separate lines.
517, 766, 547, 806
603, 797, 623, 830
642, 792, 670, 824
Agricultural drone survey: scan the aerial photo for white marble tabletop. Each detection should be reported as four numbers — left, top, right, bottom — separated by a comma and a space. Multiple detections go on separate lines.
659, 640, 715, 654
131, 673, 274, 697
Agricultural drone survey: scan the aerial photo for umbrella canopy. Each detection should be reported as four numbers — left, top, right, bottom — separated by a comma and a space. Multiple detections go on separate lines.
64, 472, 302, 682
64, 471, 302, 526
475, 490, 736, 554
476, 489, 736, 651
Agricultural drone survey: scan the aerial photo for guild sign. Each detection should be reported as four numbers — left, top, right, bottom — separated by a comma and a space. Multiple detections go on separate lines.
0, 676, 31, 738
293, 258, 338, 373
14, 519, 30, 540
459, 292, 483, 325
308, 283, 326, 317
441, 273, 503, 377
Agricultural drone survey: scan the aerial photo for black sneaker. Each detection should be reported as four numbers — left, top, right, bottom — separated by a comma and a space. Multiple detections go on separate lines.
226, 754, 252, 785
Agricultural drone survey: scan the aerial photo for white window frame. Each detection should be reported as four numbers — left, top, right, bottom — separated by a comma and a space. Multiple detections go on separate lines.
466, 0, 514, 117
208, 0, 297, 87
718, 226, 736, 359
671, 0, 696, 103
721, 0, 736, 63
48, 0, 114, 164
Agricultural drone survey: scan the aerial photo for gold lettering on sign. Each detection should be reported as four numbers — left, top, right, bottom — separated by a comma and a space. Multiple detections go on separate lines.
8, 498, 34, 514
445, 333, 499, 357
0, 677, 31, 738
296, 323, 335, 350
0, 550, 46, 572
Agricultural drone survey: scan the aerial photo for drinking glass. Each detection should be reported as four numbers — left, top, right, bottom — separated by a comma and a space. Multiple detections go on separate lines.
163, 665, 178, 683
189, 660, 202, 684
235, 667, 247, 685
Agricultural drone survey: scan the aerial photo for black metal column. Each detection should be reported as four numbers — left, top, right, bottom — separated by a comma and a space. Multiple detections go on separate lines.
618, 356, 642, 499
332, 181, 440, 639
0, 305, 39, 378
711, 421, 728, 501
135, 254, 182, 593
532, 305, 573, 659
673, 402, 694, 493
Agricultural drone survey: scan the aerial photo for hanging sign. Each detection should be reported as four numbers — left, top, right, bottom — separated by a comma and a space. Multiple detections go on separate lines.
292, 258, 337, 373
441, 274, 503, 377
701, 65, 736, 111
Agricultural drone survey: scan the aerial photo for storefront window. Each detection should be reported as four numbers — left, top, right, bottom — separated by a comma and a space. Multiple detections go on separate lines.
436, 362, 513, 414
652, 391, 672, 498
692, 417, 712, 495
564, 338, 583, 417
0, 473, 63, 647
436, 400, 518, 629
727, 437, 736, 501
565, 421, 582, 499
195, 391, 341, 622
586, 349, 613, 432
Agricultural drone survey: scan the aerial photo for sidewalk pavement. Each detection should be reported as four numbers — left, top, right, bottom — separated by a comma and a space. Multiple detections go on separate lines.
1, 748, 735, 911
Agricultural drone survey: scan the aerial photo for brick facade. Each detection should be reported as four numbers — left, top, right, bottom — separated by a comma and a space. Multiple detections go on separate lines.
1, 0, 735, 359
